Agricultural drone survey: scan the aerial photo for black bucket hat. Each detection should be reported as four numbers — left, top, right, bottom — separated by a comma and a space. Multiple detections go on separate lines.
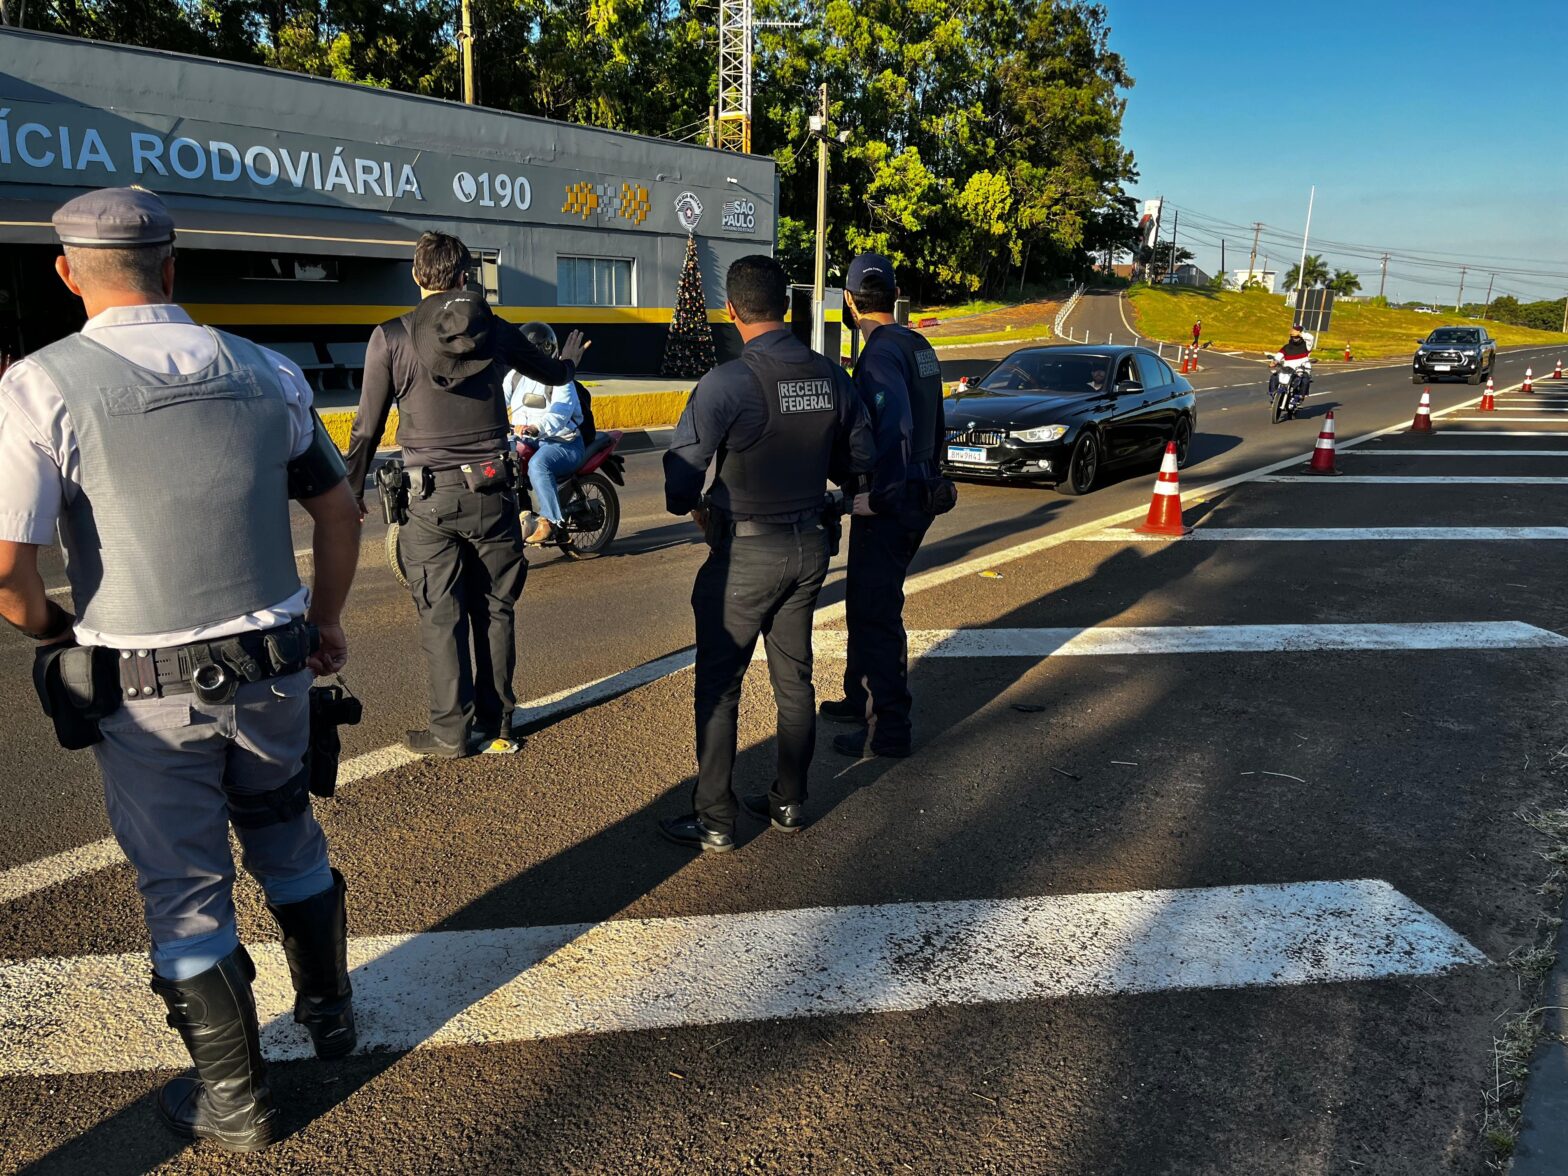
411, 288, 496, 380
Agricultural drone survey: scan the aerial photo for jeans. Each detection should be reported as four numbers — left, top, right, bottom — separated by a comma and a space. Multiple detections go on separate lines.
842, 484, 935, 751
527, 437, 586, 523
401, 482, 528, 744
691, 525, 831, 831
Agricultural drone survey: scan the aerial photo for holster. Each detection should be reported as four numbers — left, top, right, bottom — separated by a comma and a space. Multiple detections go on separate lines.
375, 461, 410, 525
32, 643, 123, 750
307, 680, 363, 798
821, 494, 846, 557
701, 503, 732, 555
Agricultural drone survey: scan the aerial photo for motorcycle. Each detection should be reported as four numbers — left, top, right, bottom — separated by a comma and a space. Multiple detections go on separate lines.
380, 429, 628, 588
1267, 355, 1313, 423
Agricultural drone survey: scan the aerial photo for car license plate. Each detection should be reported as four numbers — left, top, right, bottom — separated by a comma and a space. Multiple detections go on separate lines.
948, 445, 993, 464
1432, 364, 1451, 371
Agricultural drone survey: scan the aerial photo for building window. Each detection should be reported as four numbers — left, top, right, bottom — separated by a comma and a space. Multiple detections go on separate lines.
468, 251, 500, 302
557, 256, 634, 307
242, 255, 339, 282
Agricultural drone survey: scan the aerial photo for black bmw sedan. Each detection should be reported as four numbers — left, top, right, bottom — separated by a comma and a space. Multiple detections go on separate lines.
942, 345, 1198, 495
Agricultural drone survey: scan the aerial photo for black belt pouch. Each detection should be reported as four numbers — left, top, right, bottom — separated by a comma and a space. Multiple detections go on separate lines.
307, 682, 363, 797
32, 644, 123, 750
459, 453, 515, 493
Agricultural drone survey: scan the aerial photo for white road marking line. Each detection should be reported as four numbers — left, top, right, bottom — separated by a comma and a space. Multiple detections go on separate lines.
804, 623, 1568, 659
1450, 418, 1568, 424
1486, 407, 1568, 412
0, 375, 1511, 904
0, 654, 691, 907
0, 880, 1485, 1076
1258, 475, 1568, 485
1085, 527, 1568, 543
1341, 450, 1568, 457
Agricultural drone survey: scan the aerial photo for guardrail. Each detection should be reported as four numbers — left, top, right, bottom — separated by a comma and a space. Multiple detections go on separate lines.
1052, 284, 1086, 342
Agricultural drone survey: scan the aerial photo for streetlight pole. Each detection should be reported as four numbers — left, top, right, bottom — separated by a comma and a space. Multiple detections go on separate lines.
1295, 186, 1315, 301
460, 0, 476, 105
812, 83, 829, 355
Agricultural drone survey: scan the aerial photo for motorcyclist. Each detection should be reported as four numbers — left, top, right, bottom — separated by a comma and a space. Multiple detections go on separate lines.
504, 322, 588, 545
1268, 323, 1314, 410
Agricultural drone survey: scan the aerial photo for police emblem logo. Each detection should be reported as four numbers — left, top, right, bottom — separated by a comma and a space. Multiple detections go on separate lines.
777, 378, 834, 414
915, 348, 941, 378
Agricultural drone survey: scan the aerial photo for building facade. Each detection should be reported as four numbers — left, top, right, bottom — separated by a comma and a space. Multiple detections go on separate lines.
0, 28, 778, 378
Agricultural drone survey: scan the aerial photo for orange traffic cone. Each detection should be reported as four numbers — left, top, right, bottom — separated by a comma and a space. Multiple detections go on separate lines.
1304, 410, 1342, 475
1135, 442, 1192, 536
1523, 367, 1534, 393
1188, 346, 1199, 373
1555, 359, 1563, 380
1479, 378, 1496, 411
1178, 346, 1190, 374
1411, 389, 1434, 433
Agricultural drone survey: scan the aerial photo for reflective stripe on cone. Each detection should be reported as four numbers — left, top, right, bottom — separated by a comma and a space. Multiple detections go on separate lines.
1411, 389, 1434, 433
1304, 410, 1342, 475
1134, 442, 1192, 536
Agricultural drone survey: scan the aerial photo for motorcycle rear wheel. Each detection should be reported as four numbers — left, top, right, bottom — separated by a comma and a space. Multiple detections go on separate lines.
562, 473, 621, 560
387, 522, 411, 589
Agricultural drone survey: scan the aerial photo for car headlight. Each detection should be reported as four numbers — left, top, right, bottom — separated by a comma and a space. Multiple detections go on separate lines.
1012, 425, 1069, 443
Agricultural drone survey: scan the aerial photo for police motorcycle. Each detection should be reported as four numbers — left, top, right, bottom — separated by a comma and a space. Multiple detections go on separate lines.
1266, 352, 1314, 423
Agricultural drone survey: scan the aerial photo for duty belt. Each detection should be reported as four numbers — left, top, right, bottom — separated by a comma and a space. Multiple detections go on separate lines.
117, 620, 318, 704
731, 518, 823, 538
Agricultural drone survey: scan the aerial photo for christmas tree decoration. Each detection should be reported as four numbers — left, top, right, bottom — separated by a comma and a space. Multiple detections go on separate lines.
661, 233, 717, 378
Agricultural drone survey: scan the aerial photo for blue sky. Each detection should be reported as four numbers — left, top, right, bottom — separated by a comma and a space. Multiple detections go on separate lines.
1104, 0, 1568, 306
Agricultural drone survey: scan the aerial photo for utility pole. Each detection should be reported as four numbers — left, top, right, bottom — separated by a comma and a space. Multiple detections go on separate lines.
1561, 294, 1567, 334
812, 83, 828, 309
460, 0, 476, 105
1377, 253, 1388, 300
1481, 273, 1494, 320
1455, 266, 1467, 313
1168, 209, 1179, 281
1247, 222, 1263, 283
1220, 238, 1226, 278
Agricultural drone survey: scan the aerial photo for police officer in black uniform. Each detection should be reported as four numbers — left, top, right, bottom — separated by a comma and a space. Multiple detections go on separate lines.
661, 255, 875, 852
345, 232, 587, 757
821, 254, 948, 759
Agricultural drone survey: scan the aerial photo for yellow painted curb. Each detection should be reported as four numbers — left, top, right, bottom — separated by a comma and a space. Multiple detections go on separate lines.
317, 388, 695, 452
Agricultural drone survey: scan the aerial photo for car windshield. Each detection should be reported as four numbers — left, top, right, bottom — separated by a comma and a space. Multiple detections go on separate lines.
1427, 329, 1478, 344
976, 352, 1117, 395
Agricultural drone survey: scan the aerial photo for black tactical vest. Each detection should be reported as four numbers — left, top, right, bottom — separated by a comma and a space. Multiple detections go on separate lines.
712, 338, 844, 520
384, 315, 510, 462
861, 324, 944, 467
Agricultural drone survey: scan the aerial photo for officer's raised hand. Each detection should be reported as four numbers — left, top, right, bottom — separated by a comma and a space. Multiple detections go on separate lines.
559, 330, 592, 365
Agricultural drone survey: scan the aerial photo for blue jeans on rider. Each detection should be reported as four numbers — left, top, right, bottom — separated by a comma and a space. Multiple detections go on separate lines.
528, 436, 586, 523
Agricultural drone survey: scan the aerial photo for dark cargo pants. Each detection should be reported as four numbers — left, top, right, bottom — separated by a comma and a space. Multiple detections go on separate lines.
841, 486, 935, 752
691, 525, 830, 832
401, 482, 527, 746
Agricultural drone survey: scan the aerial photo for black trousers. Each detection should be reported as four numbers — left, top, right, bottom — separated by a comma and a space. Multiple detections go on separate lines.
401, 482, 527, 746
842, 486, 934, 752
691, 526, 830, 831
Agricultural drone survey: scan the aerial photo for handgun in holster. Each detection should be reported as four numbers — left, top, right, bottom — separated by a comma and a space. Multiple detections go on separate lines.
821, 491, 846, 558
307, 677, 363, 798
375, 460, 410, 525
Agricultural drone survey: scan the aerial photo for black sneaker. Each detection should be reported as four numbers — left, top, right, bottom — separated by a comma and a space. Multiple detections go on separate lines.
741, 792, 805, 834
658, 815, 735, 853
831, 730, 911, 760
818, 698, 867, 726
403, 730, 469, 759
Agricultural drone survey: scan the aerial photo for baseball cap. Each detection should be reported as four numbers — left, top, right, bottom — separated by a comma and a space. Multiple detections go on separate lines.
846, 253, 896, 295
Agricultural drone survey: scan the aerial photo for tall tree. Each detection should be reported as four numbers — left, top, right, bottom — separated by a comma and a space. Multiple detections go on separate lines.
1285, 254, 1331, 290
1328, 268, 1361, 296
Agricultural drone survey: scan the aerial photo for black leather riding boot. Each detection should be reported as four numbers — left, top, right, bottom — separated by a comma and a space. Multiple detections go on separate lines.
149, 945, 279, 1152
267, 868, 356, 1059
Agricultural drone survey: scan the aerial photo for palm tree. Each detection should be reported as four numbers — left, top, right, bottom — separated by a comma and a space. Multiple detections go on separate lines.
1328, 269, 1362, 296
1284, 254, 1331, 289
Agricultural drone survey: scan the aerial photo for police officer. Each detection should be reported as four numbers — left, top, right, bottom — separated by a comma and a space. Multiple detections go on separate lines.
0, 187, 363, 1151
345, 232, 587, 758
820, 254, 948, 760
660, 255, 875, 852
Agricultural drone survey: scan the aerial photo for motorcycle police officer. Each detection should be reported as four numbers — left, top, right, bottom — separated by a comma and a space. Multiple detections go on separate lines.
820, 254, 949, 760
345, 232, 587, 758
661, 254, 875, 852
0, 187, 364, 1151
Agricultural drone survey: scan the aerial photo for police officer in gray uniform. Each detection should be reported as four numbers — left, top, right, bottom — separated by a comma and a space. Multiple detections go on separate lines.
821, 254, 949, 759
0, 188, 364, 1152
661, 255, 875, 852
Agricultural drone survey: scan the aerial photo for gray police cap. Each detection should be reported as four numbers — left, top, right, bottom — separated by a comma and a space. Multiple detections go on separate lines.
52, 186, 175, 248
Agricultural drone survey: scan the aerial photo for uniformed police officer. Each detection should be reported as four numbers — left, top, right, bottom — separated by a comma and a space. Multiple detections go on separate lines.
661, 254, 875, 852
345, 232, 587, 758
820, 254, 949, 760
0, 187, 364, 1151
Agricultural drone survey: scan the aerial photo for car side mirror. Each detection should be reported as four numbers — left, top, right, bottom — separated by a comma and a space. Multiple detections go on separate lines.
1116, 380, 1143, 396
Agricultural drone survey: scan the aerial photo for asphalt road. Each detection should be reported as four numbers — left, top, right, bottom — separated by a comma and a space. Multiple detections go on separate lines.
4, 313, 1568, 1173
